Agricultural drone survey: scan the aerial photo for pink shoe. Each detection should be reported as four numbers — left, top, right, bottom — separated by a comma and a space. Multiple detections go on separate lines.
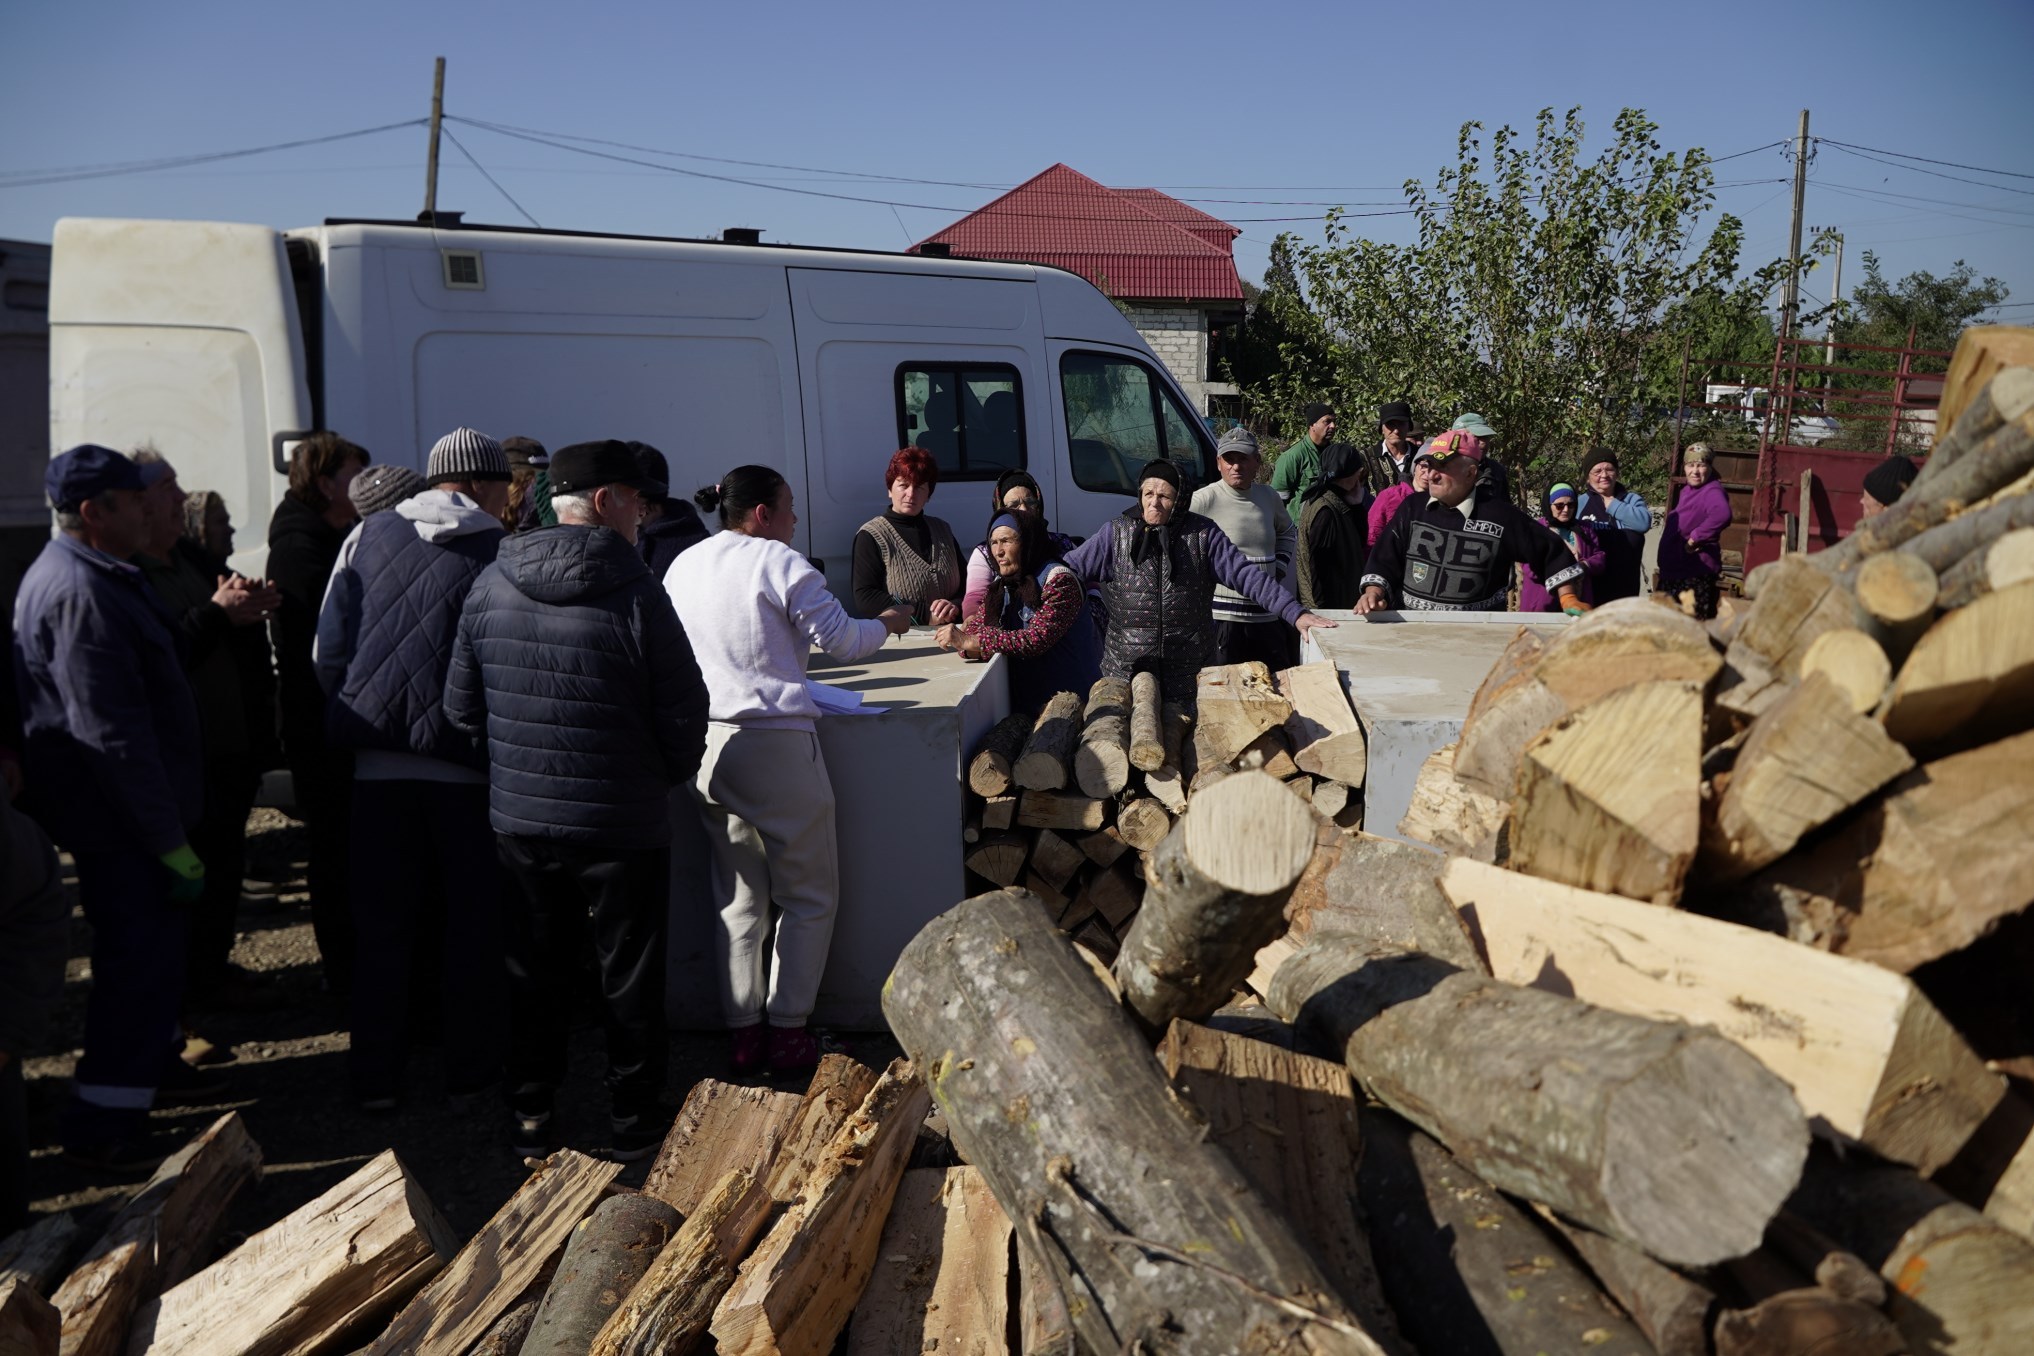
767, 1025, 820, 1072
729, 1025, 767, 1075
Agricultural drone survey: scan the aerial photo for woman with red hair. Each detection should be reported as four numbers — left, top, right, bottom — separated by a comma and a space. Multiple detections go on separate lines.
850, 448, 963, 626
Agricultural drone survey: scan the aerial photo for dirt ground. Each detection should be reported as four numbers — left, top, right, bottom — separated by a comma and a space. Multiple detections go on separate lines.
19, 807, 901, 1252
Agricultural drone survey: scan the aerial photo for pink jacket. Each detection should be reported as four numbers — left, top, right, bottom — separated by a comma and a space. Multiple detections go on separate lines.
1367, 483, 1417, 545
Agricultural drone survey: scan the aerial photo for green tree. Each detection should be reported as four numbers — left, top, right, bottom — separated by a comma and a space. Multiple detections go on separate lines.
1250, 107, 1792, 499
1228, 236, 1338, 433
1831, 253, 2009, 366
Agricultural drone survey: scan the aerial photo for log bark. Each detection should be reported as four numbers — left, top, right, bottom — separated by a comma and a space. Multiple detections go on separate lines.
1015, 792, 1106, 831
1539, 1214, 1717, 1356
1508, 679, 1704, 905
1282, 829, 1484, 975
1699, 672, 1915, 882
1114, 797, 1172, 852
1017, 1236, 1084, 1356
1811, 407, 2034, 574
1853, 550, 1939, 668
0, 1212, 81, 1297
520, 1194, 680, 1356
1939, 524, 2034, 609
964, 831, 1029, 886
588, 1167, 775, 1356
710, 1061, 929, 1356
0, 1278, 58, 1356
1797, 627, 1892, 713
1447, 857, 2005, 1175
1931, 355, 2034, 469
1268, 937, 1808, 1267
765, 1055, 884, 1205
882, 890, 1387, 1356
1191, 662, 1292, 767
1129, 670, 1165, 770
129, 1149, 456, 1356
1712, 1289, 1905, 1356
1014, 691, 1085, 791
844, 1167, 1011, 1356
1112, 771, 1318, 1036
1396, 744, 1505, 861
468, 1298, 540, 1356
1161, 1022, 1411, 1355
1075, 677, 1132, 799
968, 712, 1033, 798
643, 1078, 803, 1215
365, 1150, 621, 1356
1278, 663, 1368, 788
1356, 1112, 1651, 1356
1733, 727, 2034, 974
1897, 484, 2034, 579
1882, 578, 2034, 755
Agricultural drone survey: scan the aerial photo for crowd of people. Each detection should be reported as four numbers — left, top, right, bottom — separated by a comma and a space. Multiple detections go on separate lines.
2, 399, 1926, 1220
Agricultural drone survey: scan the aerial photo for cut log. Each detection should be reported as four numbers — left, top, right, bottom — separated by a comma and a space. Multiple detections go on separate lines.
1014, 690, 1084, 791
1882, 578, 2034, 754
1112, 770, 1317, 1036
1396, 743, 1504, 861
129, 1149, 456, 1356
844, 1167, 1011, 1356
1128, 670, 1164, 770
1286, 775, 1316, 805
961, 808, 981, 844
1699, 672, 1915, 882
1015, 792, 1106, 831
1282, 829, 1484, 975
1191, 662, 1292, 767
1539, 1214, 1717, 1356
1278, 663, 1368, 787
1734, 727, 2034, 974
1074, 861, 1141, 931
365, 1150, 621, 1356
1813, 404, 2034, 573
1933, 352, 2034, 463
1071, 918, 1120, 965
1235, 726, 1300, 779
1445, 857, 2005, 1175
1940, 524, 2034, 609
1356, 1113, 1651, 1356
1450, 626, 1560, 796
1114, 797, 1172, 853
883, 890, 1387, 1356
0, 1212, 81, 1296
1028, 829, 1087, 893
1797, 627, 1892, 713
520, 1194, 681, 1356
1789, 1149, 2034, 1356
0, 1278, 58, 1356
963, 830, 1029, 887
1508, 678, 1703, 904
1268, 938, 1808, 1267
764, 1055, 883, 1205
588, 1168, 775, 1356
1022, 870, 1069, 916
1016, 1237, 1080, 1356
967, 712, 1033, 798
981, 794, 1016, 831
1311, 780, 1352, 820
469, 1299, 540, 1356
1144, 765, 1186, 813
1079, 826, 1128, 868
1712, 1288, 1905, 1356
1161, 1021, 1409, 1354
1853, 550, 1939, 668
710, 1060, 929, 1356
1897, 484, 2034, 579
56, 1111, 261, 1356
1074, 677, 1132, 798
643, 1078, 803, 1215
1730, 555, 1860, 678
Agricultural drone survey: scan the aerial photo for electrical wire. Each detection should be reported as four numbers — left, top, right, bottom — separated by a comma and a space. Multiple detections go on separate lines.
440, 125, 540, 227
0, 119, 428, 189
1817, 138, 2034, 182
1812, 180, 2034, 221
1818, 141, 2034, 197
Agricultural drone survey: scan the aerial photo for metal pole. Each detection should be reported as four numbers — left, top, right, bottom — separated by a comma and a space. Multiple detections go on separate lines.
1782, 109, 1810, 339
423, 57, 445, 220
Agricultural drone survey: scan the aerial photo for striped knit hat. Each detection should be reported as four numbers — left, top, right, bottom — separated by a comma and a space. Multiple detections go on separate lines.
426, 427, 510, 483
349, 465, 426, 516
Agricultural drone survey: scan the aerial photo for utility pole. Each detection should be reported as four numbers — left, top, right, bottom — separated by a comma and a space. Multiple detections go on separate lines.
1812, 228, 1845, 368
1781, 109, 1810, 339
422, 57, 446, 221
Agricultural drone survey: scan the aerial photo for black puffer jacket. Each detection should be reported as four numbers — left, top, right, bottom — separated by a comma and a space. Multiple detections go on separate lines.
445, 524, 709, 848
267, 495, 346, 761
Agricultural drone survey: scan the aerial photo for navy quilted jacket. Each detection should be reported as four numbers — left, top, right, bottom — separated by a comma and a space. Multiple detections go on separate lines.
446, 524, 709, 847
325, 500, 503, 768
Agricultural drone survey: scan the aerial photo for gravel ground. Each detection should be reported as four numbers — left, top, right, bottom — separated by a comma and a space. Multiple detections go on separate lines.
20, 807, 900, 1251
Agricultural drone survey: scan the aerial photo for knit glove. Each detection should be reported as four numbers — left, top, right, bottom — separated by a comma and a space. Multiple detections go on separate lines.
160, 844, 206, 906
1558, 587, 1594, 617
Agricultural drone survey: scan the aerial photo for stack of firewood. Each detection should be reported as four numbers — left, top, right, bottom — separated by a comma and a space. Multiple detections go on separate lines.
963, 661, 1367, 964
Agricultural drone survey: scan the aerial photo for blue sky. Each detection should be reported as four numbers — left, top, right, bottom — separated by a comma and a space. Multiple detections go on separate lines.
6, 0, 2031, 322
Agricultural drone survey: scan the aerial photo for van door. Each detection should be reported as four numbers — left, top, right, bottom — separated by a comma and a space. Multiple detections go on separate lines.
787, 267, 1045, 597
1046, 340, 1216, 543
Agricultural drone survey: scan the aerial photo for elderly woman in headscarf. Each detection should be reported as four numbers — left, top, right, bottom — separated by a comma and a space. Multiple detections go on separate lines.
960, 469, 1081, 620
937, 510, 1099, 712
1520, 482, 1605, 612
1295, 442, 1369, 610
1657, 443, 1733, 620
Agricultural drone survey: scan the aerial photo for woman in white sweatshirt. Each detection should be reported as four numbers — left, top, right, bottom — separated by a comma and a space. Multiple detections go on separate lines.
664, 465, 910, 1075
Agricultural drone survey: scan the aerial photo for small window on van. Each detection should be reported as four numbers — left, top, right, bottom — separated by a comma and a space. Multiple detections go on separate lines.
895, 364, 1024, 480
1059, 351, 1213, 496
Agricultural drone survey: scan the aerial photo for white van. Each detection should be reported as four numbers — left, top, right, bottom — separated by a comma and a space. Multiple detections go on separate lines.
49, 217, 1216, 590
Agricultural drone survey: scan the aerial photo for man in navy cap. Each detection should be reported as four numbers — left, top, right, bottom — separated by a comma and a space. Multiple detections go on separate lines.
12, 445, 210, 1172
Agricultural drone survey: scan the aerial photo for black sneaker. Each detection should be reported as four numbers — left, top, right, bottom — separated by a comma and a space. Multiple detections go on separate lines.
510, 1109, 560, 1160
155, 1059, 232, 1106
608, 1112, 670, 1164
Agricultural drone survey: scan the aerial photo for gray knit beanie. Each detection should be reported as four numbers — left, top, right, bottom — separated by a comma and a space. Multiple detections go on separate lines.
426, 427, 510, 483
1217, 426, 1260, 459
349, 464, 426, 516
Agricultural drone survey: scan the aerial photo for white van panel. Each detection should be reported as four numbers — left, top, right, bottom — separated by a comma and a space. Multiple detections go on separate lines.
399, 245, 777, 322
800, 270, 1032, 331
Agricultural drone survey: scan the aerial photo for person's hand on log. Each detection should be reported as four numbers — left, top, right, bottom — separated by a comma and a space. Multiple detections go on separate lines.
1558, 586, 1593, 617
877, 605, 914, 637
1355, 586, 1390, 616
927, 597, 960, 626
1295, 611, 1337, 637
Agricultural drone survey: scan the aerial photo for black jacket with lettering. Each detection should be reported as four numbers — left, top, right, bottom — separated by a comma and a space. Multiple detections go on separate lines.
1363, 492, 1582, 611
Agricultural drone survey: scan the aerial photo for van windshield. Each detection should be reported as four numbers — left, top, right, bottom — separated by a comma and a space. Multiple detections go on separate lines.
1060, 351, 1212, 496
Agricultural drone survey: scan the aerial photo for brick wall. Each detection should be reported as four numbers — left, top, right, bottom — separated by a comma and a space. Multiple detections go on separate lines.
1124, 304, 1218, 414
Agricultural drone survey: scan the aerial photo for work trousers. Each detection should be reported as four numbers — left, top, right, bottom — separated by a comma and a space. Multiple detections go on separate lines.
348, 778, 506, 1101
1213, 618, 1300, 672
292, 747, 355, 994
693, 723, 840, 1029
495, 835, 668, 1123
186, 753, 260, 994
70, 849, 185, 1114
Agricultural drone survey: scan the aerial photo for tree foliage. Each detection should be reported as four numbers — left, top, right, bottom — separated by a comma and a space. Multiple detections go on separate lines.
1830, 253, 2009, 367
1247, 108, 1793, 499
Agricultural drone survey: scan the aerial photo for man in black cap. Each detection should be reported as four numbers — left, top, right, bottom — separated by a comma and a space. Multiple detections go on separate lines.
1860, 455, 1918, 521
628, 440, 710, 580
12, 445, 210, 1172
1269, 401, 1337, 502
1361, 401, 1420, 491
447, 439, 710, 1161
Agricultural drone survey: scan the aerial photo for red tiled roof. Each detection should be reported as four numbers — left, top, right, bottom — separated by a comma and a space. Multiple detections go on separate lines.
913, 163, 1243, 303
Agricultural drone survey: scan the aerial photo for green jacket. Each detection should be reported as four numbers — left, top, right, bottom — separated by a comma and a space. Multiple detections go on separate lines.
1270, 435, 1321, 497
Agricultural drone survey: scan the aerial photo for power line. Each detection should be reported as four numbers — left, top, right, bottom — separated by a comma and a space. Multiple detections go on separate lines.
1707, 141, 1788, 163
1813, 180, 2034, 221
1818, 141, 2034, 197
1812, 183, 2034, 231
440, 125, 539, 228
0, 119, 427, 189
1818, 138, 2034, 182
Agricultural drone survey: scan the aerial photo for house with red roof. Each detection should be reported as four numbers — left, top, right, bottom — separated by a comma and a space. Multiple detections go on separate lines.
912, 164, 1245, 417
